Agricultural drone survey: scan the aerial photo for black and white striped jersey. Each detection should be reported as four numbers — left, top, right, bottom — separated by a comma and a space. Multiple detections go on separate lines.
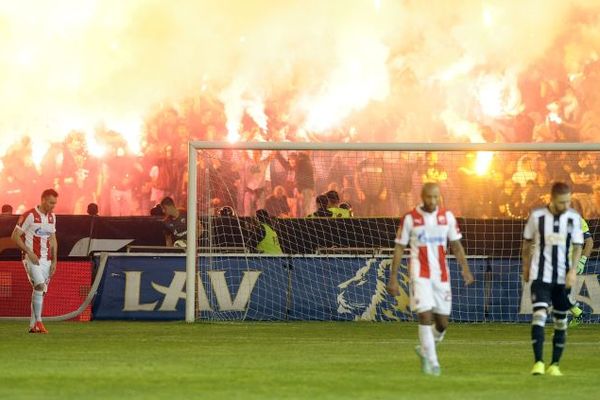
523, 207, 584, 284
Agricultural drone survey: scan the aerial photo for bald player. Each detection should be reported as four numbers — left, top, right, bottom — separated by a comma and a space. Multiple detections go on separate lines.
387, 183, 474, 376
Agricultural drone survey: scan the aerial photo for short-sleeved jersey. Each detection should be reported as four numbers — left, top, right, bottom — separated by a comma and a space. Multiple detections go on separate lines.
582, 218, 591, 240
523, 207, 584, 284
14, 207, 56, 261
395, 206, 462, 282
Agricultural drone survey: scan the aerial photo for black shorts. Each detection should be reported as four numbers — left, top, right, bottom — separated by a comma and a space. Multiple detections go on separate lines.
531, 280, 570, 312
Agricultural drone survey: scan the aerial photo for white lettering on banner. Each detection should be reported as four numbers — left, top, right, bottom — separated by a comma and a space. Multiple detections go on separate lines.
206, 271, 262, 311
519, 275, 600, 314
152, 272, 187, 311
575, 275, 600, 314
122, 270, 262, 312
196, 274, 213, 312
123, 271, 159, 311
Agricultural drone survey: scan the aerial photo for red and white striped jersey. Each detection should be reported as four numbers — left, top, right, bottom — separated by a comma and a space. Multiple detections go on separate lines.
395, 206, 462, 282
14, 207, 56, 261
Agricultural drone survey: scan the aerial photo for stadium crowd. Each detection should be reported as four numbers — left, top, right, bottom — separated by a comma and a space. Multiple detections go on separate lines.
1, 60, 600, 219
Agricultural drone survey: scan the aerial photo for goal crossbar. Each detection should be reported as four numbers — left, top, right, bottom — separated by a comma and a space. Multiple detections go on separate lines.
189, 141, 600, 152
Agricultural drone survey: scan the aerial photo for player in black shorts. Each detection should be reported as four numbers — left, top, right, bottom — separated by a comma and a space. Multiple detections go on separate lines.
522, 183, 584, 376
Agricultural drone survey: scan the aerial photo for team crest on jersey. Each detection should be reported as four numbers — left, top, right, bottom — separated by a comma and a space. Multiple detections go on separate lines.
437, 214, 447, 225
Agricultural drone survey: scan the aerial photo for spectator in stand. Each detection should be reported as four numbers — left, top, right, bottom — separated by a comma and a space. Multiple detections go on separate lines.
308, 195, 333, 218
296, 151, 316, 217
98, 142, 142, 216
386, 152, 413, 216
546, 151, 574, 186
326, 152, 352, 192
421, 152, 449, 184
86, 203, 99, 216
591, 183, 600, 218
355, 152, 388, 216
413, 152, 452, 210
520, 180, 543, 211
209, 157, 240, 210
66, 133, 99, 215
275, 151, 315, 217
241, 150, 273, 217
1, 204, 13, 215
570, 153, 595, 194
217, 205, 236, 217
513, 113, 535, 142
149, 145, 181, 208
531, 168, 550, 204
264, 185, 291, 217
495, 179, 523, 218
340, 175, 358, 209
150, 204, 164, 217
160, 197, 188, 248
512, 155, 537, 188
2, 137, 40, 213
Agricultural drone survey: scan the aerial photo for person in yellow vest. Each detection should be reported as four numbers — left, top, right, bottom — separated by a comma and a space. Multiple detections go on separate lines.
254, 209, 283, 255
326, 190, 351, 218
339, 202, 354, 217
307, 194, 333, 218
567, 200, 594, 327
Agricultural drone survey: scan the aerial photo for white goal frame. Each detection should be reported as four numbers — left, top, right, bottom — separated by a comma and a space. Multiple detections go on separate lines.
185, 141, 600, 323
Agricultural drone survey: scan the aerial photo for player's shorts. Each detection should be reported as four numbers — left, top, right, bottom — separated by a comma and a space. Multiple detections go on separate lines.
410, 277, 452, 315
530, 280, 570, 312
22, 259, 51, 291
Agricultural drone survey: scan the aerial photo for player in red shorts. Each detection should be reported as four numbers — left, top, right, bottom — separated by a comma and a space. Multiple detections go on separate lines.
387, 183, 474, 376
11, 189, 59, 334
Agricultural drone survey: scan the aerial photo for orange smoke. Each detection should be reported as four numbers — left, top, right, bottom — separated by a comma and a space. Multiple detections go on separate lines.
0, 0, 600, 158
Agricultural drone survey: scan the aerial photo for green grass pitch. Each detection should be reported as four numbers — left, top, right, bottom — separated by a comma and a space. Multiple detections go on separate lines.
0, 321, 598, 399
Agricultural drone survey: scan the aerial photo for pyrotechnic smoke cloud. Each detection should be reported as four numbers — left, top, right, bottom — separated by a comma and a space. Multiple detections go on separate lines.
0, 0, 600, 156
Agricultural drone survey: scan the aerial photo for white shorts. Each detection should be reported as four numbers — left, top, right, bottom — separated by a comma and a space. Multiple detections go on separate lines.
410, 277, 452, 315
23, 259, 51, 291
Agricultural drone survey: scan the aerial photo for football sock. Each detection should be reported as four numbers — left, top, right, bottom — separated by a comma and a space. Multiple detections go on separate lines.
552, 313, 568, 364
531, 310, 547, 363
433, 326, 446, 344
32, 290, 44, 322
419, 324, 439, 367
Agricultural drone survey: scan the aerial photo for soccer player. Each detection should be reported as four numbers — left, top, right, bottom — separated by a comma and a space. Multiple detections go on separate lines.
387, 183, 474, 376
11, 189, 59, 334
522, 182, 583, 376
566, 201, 594, 327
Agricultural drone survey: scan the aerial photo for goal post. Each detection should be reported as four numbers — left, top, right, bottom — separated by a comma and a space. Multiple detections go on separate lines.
186, 145, 198, 323
186, 141, 600, 323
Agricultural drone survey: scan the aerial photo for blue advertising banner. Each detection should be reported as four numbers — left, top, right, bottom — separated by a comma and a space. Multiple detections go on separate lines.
92, 254, 600, 322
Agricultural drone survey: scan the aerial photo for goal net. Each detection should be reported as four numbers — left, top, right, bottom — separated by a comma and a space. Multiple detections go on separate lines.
185, 142, 600, 323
